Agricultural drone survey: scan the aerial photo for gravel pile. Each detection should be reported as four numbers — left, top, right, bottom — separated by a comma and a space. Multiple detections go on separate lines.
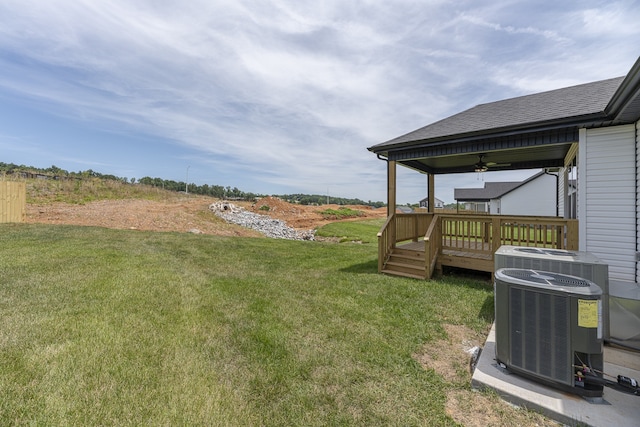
210, 202, 315, 241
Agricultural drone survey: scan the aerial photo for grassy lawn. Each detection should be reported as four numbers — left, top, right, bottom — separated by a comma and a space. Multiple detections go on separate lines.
315, 218, 385, 243
0, 222, 495, 425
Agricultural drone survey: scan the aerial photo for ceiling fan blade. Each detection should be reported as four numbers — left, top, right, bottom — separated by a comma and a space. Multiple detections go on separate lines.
473, 154, 511, 171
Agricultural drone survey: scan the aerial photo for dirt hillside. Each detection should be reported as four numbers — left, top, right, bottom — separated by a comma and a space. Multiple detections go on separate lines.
26, 195, 387, 236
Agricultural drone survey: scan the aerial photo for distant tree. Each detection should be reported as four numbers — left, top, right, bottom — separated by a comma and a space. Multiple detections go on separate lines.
48, 165, 66, 176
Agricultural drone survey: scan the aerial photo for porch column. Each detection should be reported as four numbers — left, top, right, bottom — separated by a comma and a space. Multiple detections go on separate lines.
427, 173, 435, 213
387, 160, 396, 217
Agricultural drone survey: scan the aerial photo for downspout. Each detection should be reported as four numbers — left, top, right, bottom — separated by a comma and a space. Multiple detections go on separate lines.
544, 169, 559, 217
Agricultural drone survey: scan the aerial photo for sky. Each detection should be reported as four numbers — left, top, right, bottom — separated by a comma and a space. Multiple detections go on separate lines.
1, 1, 639, 204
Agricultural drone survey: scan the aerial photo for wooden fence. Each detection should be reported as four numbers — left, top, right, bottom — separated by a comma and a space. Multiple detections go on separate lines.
0, 181, 26, 223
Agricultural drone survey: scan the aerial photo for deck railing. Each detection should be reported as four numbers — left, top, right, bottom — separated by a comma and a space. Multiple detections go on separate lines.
377, 212, 578, 276
377, 214, 395, 273
395, 213, 434, 242
377, 213, 434, 272
496, 216, 578, 249
423, 214, 440, 278
440, 214, 578, 251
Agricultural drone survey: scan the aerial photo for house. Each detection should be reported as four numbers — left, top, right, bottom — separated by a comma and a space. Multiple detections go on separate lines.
368, 56, 640, 424
368, 56, 640, 286
454, 171, 557, 216
418, 196, 444, 210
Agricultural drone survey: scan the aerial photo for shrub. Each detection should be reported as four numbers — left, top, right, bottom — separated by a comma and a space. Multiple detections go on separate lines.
318, 207, 363, 220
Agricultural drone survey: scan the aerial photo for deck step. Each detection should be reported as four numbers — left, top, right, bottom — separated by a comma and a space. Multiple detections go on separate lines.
392, 247, 425, 257
387, 253, 425, 267
382, 247, 428, 279
385, 260, 425, 273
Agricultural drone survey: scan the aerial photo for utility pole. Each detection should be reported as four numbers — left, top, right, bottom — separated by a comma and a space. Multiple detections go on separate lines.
185, 165, 190, 194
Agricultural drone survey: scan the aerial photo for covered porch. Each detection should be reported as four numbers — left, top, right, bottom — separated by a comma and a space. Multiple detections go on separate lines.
370, 124, 582, 279
366, 75, 612, 279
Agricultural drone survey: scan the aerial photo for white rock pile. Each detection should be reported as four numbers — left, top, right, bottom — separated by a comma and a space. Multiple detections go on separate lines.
209, 201, 315, 240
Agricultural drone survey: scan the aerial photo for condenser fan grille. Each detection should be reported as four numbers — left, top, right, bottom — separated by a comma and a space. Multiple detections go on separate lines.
514, 248, 546, 254
514, 248, 577, 257
501, 269, 592, 288
543, 249, 577, 257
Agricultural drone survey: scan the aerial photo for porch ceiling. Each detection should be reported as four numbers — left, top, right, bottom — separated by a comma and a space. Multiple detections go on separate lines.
386, 127, 576, 175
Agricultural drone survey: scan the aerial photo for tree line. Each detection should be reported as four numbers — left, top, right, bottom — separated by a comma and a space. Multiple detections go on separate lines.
274, 193, 385, 208
0, 162, 385, 207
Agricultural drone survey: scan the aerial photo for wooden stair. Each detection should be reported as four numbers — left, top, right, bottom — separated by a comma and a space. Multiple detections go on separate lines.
381, 247, 427, 279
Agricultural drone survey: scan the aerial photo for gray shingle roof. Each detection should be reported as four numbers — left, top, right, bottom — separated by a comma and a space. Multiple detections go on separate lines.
374, 76, 625, 149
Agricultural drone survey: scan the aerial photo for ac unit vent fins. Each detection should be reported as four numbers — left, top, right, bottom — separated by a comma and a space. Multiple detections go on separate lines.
515, 248, 577, 257
509, 287, 570, 382
501, 269, 592, 288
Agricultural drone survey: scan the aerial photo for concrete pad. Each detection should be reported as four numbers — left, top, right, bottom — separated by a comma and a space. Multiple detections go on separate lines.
472, 324, 640, 427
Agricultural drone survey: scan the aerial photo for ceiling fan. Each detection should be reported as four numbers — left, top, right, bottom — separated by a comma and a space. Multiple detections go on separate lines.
474, 154, 510, 172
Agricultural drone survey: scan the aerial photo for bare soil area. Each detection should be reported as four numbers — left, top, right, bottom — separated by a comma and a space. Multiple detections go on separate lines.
414, 324, 558, 427
26, 196, 387, 236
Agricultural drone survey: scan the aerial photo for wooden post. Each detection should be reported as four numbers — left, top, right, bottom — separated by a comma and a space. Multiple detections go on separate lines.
424, 236, 431, 279
435, 216, 443, 276
492, 217, 502, 254
427, 173, 435, 213
566, 220, 579, 250
386, 160, 397, 251
387, 160, 396, 218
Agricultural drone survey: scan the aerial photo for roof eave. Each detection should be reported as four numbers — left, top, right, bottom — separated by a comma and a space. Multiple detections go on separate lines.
368, 112, 610, 155
605, 56, 640, 121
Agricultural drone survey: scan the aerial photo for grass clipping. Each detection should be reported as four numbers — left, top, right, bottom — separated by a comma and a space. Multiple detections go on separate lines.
413, 324, 557, 427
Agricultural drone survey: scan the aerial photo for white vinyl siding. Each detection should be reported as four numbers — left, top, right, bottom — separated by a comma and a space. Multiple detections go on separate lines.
490, 199, 500, 214
580, 125, 636, 281
637, 120, 640, 283
499, 173, 556, 216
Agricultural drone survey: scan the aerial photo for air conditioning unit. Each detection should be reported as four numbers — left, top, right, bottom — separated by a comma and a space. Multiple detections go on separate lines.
494, 268, 604, 397
495, 245, 609, 341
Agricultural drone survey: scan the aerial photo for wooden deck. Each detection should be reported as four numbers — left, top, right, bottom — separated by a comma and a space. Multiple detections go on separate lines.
398, 241, 425, 252
379, 213, 578, 279
398, 239, 494, 274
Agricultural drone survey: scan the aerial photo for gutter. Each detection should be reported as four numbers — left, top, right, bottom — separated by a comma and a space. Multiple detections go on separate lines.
605, 57, 640, 119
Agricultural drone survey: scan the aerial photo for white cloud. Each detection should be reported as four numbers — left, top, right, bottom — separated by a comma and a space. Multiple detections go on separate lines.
458, 13, 569, 43
0, 0, 637, 203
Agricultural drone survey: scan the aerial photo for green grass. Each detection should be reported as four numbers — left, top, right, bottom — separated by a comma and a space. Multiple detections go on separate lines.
0, 223, 494, 425
25, 178, 178, 204
318, 207, 364, 220
315, 218, 385, 243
